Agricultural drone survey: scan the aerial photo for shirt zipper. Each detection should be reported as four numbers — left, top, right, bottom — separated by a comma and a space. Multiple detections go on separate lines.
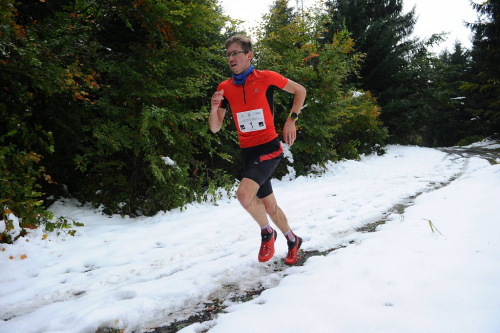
242, 81, 246, 104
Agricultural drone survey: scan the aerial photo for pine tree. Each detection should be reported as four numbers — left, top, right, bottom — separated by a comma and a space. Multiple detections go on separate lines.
263, 0, 297, 37
1, 0, 236, 226
255, 0, 387, 175
324, 0, 445, 143
422, 42, 474, 146
325, 0, 417, 95
464, 0, 500, 138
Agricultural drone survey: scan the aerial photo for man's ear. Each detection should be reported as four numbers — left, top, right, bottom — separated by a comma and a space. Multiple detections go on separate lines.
247, 51, 253, 62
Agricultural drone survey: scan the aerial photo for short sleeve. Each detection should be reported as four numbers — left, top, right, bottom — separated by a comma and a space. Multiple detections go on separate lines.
265, 71, 289, 89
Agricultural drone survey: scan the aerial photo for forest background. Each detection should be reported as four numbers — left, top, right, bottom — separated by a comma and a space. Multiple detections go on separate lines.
1, 0, 499, 243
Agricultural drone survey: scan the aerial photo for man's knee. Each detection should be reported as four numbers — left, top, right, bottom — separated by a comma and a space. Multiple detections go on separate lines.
237, 186, 256, 210
237, 178, 260, 210
261, 196, 278, 216
263, 202, 276, 216
236, 188, 249, 209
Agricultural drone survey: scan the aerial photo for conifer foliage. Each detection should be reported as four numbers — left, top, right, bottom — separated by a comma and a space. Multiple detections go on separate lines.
1, 0, 235, 241
255, 0, 388, 176
421, 42, 475, 147
464, 0, 500, 138
324, 0, 436, 143
3, 0, 498, 243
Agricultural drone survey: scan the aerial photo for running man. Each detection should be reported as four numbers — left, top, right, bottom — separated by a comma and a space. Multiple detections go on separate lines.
209, 35, 307, 265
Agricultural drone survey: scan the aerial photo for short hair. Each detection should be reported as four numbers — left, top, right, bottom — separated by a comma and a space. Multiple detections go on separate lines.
225, 35, 253, 53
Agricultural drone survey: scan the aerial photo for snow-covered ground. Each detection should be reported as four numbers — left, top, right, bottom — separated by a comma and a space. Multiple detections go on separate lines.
1, 145, 499, 333
464, 138, 500, 150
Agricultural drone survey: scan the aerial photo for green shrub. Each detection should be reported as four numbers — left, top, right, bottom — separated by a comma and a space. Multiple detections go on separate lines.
455, 135, 486, 146
254, 2, 388, 176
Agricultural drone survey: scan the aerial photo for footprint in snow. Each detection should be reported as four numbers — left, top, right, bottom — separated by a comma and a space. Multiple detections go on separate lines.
113, 290, 138, 301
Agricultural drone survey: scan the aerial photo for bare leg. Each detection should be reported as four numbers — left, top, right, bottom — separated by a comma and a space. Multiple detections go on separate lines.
236, 178, 269, 228
261, 193, 291, 234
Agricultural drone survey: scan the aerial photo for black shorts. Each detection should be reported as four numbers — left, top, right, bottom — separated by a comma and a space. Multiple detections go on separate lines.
241, 138, 283, 199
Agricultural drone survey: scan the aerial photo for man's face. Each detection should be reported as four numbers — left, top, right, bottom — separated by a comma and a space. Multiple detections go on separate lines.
226, 43, 252, 75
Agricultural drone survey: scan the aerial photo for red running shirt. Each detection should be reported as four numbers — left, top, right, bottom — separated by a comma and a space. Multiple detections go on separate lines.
218, 70, 289, 148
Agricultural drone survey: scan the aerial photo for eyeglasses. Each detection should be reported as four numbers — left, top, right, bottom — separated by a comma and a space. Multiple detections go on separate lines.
226, 51, 247, 58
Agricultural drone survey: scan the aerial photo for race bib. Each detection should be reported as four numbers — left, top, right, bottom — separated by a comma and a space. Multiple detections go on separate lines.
236, 109, 266, 133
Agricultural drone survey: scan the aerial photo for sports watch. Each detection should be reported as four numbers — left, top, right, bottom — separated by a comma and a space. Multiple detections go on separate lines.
288, 112, 299, 121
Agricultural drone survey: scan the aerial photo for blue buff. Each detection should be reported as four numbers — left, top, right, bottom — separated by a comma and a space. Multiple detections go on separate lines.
232, 65, 254, 86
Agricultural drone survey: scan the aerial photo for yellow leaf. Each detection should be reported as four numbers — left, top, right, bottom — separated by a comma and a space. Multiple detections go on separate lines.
9, 256, 13, 260
43, 234, 48, 240
1, 248, 5, 252
20, 254, 27, 260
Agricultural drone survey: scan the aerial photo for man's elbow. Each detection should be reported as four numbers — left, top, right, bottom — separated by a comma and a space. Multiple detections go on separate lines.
291, 83, 306, 96
299, 85, 307, 97
210, 124, 221, 133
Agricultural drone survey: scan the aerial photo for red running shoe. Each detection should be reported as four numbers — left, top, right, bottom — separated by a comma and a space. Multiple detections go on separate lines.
258, 229, 277, 262
285, 236, 303, 265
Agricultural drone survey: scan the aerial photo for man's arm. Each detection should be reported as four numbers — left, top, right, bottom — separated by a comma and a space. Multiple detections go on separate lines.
282, 80, 306, 146
209, 90, 226, 133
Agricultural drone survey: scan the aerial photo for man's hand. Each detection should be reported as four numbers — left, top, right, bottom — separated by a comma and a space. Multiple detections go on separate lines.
209, 90, 226, 133
282, 79, 306, 146
211, 90, 224, 110
283, 117, 297, 146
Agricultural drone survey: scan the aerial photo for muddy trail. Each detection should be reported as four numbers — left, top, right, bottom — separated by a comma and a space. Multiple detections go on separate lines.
98, 146, 496, 333
438, 146, 500, 165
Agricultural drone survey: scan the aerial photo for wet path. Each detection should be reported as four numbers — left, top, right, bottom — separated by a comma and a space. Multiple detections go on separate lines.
150, 149, 478, 333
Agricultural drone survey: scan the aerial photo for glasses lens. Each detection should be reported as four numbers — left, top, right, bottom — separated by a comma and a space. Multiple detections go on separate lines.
226, 51, 245, 58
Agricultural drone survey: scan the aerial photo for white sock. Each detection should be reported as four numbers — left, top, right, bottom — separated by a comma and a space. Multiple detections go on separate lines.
261, 223, 273, 234
284, 229, 296, 243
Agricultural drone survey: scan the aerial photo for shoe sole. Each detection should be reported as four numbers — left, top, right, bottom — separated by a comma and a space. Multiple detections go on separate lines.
258, 230, 277, 263
285, 237, 303, 265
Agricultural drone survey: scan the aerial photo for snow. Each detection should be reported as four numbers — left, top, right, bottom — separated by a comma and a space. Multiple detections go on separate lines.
161, 156, 176, 166
463, 138, 500, 149
1, 145, 500, 333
